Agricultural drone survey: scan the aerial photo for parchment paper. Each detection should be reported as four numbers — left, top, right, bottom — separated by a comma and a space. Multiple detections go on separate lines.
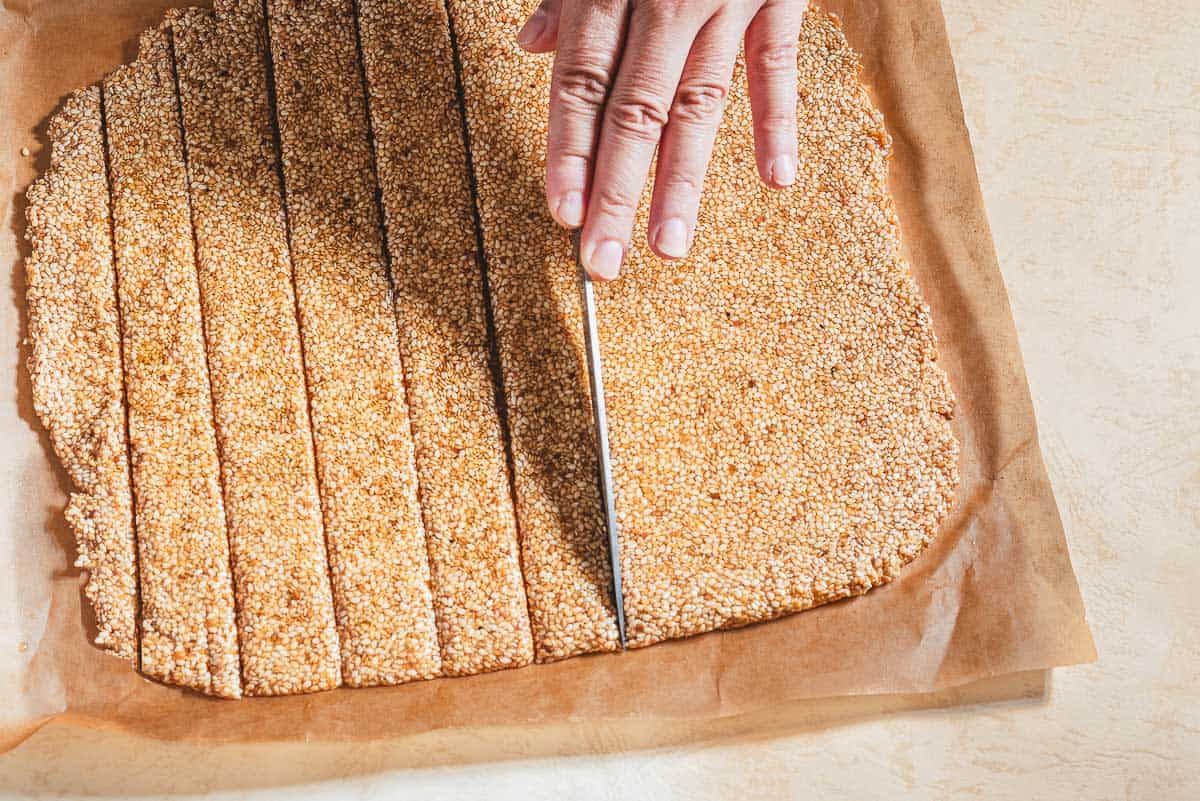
0, 0, 1096, 754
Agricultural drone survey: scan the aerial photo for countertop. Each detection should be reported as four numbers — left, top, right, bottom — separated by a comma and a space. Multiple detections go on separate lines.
1, 0, 1196, 797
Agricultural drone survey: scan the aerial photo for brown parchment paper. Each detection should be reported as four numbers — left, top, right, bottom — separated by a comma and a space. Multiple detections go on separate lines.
0, 0, 1096, 754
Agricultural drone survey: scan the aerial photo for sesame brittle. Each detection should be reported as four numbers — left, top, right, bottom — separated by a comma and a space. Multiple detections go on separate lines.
26, 3, 958, 695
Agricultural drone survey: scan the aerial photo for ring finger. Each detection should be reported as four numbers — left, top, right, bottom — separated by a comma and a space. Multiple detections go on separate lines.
648, 4, 754, 260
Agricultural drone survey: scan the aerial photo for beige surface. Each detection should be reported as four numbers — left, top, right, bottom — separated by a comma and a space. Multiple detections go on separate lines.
1, 0, 1196, 797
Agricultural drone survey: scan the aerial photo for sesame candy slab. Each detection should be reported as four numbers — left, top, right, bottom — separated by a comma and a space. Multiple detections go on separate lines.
24, 88, 138, 664
265, 0, 442, 686
102, 28, 242, 697
170, 5, 341, 696
599, 12, 959, 646
356, 0, 534, 675
444, 0, 622, 662
26, 1, 968, 698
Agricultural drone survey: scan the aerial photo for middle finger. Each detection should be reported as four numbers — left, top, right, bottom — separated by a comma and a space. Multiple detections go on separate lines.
648, 4, 753, 260
580, 0, 713, 280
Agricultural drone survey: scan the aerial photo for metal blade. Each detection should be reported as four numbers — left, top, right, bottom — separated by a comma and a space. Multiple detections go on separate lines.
574, 231, 627, 649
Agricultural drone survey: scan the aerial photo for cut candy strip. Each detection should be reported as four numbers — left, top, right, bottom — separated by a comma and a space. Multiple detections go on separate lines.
356, 0, 533, 675
102, 28, 241, 697
170, 4, 341, 696
25, 87, 139, 664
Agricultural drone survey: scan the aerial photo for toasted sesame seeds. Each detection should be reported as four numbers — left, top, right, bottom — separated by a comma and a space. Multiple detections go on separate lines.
102, 28, 241, 697
265, 0, 442, 687
24, 87, 138, 664
170, 4, 343, 696
356, 0, 534, 676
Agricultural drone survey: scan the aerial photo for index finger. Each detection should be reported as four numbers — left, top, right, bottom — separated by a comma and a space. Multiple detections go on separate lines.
544, 0, 628, 229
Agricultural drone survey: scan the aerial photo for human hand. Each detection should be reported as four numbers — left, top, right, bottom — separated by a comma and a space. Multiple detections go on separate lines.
517, 0, 807, 280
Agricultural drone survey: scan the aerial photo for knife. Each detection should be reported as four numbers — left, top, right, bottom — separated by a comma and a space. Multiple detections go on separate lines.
574, 230, 628, 649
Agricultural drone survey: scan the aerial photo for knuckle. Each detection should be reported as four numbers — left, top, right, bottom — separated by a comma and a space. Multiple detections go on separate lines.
548, 151, 591, 173
638, 0, 689, 25
555, 62, 612, 109
750, 39, 799, 74
607, 94, 671, 140
592, 185, 640, 218
589, 0, 625, 14
671, 79, 729, 124
663, 173, 702, 194
757, 110, 797, 135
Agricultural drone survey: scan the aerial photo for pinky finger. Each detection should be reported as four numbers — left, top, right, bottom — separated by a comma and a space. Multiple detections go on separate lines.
744, 0, 806, 188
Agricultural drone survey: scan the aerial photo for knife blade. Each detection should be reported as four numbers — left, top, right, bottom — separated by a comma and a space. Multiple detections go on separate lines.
574, 230, 628, 649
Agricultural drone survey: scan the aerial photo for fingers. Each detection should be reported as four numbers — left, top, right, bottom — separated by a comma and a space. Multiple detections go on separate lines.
525, 0, 791, 276
648, 6, 750, 260
517, 0, 563, 53
580, 1, 710, 280
544, 0, 628, 231
744, 0, 805, 188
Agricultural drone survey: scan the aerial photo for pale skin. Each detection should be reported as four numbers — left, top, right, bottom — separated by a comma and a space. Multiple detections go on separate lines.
517, 0, 808, 280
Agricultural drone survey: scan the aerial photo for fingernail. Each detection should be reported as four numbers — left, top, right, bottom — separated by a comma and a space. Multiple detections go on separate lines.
517, 9, 546, 49
554, 191, 584, 228
584, 239, 624, 281
769, 154, 797, 187
654, 218, 690, 259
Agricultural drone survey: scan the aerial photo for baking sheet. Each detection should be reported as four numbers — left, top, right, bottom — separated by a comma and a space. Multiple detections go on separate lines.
0, 0, 1096, 753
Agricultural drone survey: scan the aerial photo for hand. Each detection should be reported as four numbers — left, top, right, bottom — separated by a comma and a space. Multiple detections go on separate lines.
517, 0, 807, 280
